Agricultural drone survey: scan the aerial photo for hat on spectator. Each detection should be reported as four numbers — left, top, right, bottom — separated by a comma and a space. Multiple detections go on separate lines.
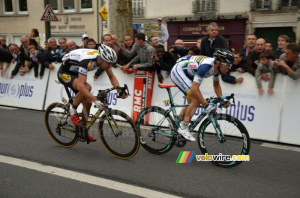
157, 17, 162, 22
82, 33, 89, 39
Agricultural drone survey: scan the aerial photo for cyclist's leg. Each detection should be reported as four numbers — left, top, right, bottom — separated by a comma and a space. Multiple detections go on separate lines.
183, 93, 200, 123
80, 82, 92, 125
170, 64, 192, 121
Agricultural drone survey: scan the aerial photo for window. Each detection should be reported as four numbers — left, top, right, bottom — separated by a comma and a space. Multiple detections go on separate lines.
64, 0, 75, 12
81, 0, 92, 9
3, 0, 13, 12
255, 0, 271, 9
196, 0, 216, 12
49, 0, 58, 12
18, 0, 28, 12
281, 0, 298, 7
133, 0, 144, 17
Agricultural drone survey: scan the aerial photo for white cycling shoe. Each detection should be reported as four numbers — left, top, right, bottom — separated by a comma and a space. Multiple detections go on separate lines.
178, 128, 196, 141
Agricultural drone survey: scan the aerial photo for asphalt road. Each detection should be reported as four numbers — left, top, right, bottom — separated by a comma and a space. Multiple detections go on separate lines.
0, 106, 299, 198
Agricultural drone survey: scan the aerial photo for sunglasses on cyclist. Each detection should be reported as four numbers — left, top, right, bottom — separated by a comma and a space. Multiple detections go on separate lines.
221, 62, 232, 68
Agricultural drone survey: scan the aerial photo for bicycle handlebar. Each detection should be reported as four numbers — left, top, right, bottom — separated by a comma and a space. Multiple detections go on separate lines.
96, 84, 130, 104
206, 93, 235, 108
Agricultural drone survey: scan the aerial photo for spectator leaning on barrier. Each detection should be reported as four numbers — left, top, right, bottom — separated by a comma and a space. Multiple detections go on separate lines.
120, 32, 154, 72
118, 34, 136, 66
19, 36, 31, 74
9, 43, 22, 79
255, 51, 276, 95
94, 34, 120, 81
153, 44, 176, 83
240, 34, 257, 60
265, 43, 273, 52
221, 51, 245, 84
196, 37, 202, 51
28, 45, 47, 79
67, 40, 79, 51
157, 17, 169, 45
188, 46, 200, 56
111, 34, 120, 48
81, 33, 89, 48
168, 39, 189, 61
245, 38, 277, 79
58, 38, 70, 59
87, 38, 98, 50
0, 47, 13, 77
30, 28, 42, 48
274, 43, 300, 80
274, 35, 290, 58
0, 37, 9, 50
48, 37, 62, 63
200, 22, 229, 58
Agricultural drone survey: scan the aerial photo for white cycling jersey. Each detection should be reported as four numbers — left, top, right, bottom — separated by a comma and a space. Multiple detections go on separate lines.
61, 49, 99, 76
170, 55, 219, 95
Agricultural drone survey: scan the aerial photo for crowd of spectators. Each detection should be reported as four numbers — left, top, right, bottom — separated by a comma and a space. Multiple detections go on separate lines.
0, 20, 299, 90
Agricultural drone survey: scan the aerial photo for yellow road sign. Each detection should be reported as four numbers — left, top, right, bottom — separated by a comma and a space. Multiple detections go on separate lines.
144, 31, 162, 37
144, 24, 161, 31
99, 6, 108, 20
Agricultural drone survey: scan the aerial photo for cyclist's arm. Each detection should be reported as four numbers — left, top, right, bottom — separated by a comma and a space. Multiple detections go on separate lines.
213, 77, 222, 97
105, 67, 120, 87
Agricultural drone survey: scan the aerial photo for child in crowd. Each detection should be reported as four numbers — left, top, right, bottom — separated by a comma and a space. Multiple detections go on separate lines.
0, 47, 14, 77
9, 44, 23, 78
30, 28, 42, 48
255, 51, 276, 95
28, 45, 51, 79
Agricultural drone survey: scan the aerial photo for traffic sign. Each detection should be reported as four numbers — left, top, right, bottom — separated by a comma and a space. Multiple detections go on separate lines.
144, 24, 161, 31
41, 4, 58, 21
144, 31, 161, 37
99, 6, 108, 20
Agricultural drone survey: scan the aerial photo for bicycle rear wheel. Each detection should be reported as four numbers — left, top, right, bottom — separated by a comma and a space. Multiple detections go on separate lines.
197, 113, 250, 168
99, 109, 140, 159
135, 106, 176, 155
44, 103, 78, 147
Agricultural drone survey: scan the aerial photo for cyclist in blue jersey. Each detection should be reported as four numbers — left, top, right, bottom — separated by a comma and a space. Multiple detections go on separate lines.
57, 44, 127, 142
170, 48, 233, 141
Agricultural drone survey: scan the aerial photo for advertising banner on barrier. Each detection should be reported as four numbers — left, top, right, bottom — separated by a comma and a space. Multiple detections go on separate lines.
132, 70, 155, 121
0, 63, 50, 110
44, 64, 134, 116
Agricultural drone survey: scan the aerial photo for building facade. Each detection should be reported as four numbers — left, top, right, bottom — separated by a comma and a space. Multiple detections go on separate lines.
0, 0, 299, 49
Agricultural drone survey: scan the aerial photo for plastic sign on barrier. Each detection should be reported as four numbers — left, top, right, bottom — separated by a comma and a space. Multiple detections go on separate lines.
132, 70, 155, 121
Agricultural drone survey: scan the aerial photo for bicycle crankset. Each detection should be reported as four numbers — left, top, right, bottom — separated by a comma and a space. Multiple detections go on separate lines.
175, 135, 187, 147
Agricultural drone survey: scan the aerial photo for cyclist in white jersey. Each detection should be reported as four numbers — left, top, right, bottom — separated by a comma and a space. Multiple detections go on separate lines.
170, 48, 233, 141
57, 44, 127, 142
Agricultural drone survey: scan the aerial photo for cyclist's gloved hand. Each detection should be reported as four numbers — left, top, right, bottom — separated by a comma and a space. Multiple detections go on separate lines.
93, 100, 103, 109
204, 104, 215, 114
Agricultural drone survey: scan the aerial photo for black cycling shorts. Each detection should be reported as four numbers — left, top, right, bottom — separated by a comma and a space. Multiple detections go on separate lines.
57, 67, 79, 94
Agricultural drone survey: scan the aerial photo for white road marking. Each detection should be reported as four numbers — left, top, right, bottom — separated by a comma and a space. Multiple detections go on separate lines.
0, 106, 17, 110
261, 143, 300, 152
0, 155, 181, 198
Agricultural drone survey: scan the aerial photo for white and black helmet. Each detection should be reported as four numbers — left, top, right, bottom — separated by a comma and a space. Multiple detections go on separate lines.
213, 48, 234, 65
97, 44, 117, 63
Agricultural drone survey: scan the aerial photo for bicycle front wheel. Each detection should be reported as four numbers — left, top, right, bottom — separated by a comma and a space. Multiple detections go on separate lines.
135, 106, 176, 155
44, 103, 78, 147
99, 109, 140, 159
197, 113, 250, 168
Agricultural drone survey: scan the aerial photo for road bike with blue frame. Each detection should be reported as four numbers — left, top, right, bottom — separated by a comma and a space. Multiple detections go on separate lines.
135, 84, 250, 167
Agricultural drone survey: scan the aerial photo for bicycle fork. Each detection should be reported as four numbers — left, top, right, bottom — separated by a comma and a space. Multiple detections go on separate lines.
103, 109, 122, 137
209, 114, 226, 143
